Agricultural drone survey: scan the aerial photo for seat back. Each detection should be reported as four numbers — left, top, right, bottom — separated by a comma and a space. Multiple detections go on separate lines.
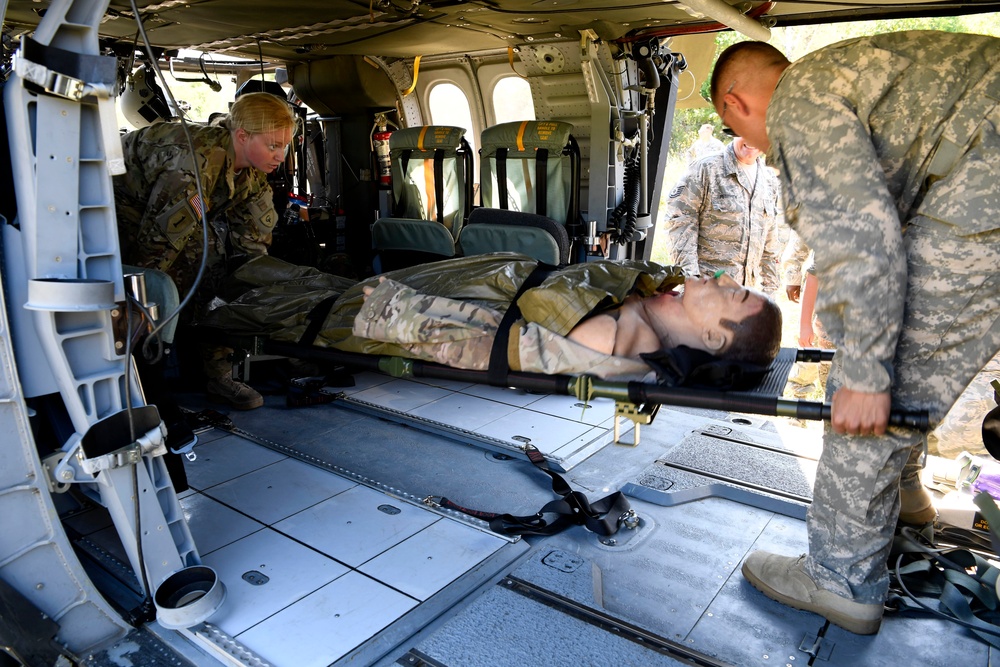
389, 125, 474, 239
373, 125, 472, 272
479, 120, 580, 227
457, 208, 569, 265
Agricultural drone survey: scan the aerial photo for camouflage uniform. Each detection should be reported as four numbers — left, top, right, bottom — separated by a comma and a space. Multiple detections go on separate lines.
781, 230, 813, 290
205, 254, 684, 380
767, 31, 1000, 604
687, 136, 725, 163
114, 122, 278, 308
663, 142, 782, 293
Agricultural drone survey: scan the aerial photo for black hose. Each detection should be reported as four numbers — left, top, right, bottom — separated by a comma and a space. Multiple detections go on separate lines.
608, 150, 641, 244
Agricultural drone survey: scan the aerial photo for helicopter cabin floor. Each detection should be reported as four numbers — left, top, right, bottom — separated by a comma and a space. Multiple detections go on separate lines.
72, 372, 992, 667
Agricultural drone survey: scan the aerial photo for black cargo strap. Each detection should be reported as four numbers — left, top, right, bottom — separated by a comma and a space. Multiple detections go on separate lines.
433, 148, 445, 224
887, 493, 1000, 647
299, 295, 340, 346
487, 261, 559, 387
496, 147, 509, 209
397, 149, 446, 223
432, 444, 634, 537
535, 148, 548, 217
395, 150, 412, 217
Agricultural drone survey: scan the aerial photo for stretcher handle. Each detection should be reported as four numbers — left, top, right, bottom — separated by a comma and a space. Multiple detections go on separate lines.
785, 397, 928, 430
819, 403, 930, 431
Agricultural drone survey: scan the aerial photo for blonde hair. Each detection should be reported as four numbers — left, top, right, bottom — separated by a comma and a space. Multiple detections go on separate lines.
227, 92, 295, 135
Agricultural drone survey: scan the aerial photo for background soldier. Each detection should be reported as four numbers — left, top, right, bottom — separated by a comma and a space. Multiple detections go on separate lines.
663, 136, 783, 294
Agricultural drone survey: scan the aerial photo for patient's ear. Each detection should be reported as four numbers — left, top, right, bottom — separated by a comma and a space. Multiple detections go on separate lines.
701, 326, 728, 353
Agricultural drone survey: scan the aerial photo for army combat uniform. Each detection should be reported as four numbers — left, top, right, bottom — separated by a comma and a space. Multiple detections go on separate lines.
663, 141, 782, 293
114, 122, 279, 402
114, 122, 278, 307
206, 254, 685, 380
767, 31, 1000, 605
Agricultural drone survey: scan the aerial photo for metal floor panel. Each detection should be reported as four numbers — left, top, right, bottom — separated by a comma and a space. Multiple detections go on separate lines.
176, 432, 528, 666
337, 372, 622, 470
110, 392, 992, 667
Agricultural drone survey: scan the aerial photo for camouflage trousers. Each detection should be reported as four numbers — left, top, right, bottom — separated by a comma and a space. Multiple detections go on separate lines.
807, 218, 1000, 604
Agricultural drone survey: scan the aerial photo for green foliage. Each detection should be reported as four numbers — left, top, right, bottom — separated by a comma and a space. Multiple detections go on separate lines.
666, 12, 1000, 161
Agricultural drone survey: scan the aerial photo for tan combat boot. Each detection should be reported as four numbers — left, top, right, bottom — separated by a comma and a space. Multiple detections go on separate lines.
206, 375, 264, 410
898, 485, 937, 525
742, 551, 883, 635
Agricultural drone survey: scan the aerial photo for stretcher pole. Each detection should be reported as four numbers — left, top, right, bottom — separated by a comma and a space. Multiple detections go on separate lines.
261, 340, 931, 431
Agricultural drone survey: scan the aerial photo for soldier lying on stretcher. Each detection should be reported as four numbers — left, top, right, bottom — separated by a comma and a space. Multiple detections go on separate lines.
204, 252, 783, 382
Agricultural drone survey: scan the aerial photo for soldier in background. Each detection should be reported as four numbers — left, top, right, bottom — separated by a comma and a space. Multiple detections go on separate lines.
663, 136, 783, 295
686, 123, 725, 163
114, 92, 297, 410
712, 32, 1000, 636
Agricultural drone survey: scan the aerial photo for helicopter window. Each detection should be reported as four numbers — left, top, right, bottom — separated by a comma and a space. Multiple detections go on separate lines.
492, 76, 535, 125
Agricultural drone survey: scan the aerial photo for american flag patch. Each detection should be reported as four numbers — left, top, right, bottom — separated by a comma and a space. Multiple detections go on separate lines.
189, 193, 205, 218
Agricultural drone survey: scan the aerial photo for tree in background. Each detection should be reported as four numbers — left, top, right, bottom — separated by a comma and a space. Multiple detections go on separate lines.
667, 13, 1000, 162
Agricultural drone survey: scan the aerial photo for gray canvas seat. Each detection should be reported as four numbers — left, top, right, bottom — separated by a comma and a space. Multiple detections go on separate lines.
372, 125, 474, 271
460, 120, 580, 264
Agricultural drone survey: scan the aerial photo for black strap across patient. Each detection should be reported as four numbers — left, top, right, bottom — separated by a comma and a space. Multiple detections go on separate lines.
487, 261, 560, 387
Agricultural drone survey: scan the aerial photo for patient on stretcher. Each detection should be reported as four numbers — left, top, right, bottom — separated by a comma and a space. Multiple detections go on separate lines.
204, 253, 782, 382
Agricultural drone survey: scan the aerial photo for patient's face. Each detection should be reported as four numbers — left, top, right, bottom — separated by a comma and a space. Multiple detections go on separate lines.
681, 273, 764, 330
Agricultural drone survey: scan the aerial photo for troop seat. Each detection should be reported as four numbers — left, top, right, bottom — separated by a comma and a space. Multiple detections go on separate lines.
458, 207, 570, 265
470, 120, 581, 263
373, 125, 473, 271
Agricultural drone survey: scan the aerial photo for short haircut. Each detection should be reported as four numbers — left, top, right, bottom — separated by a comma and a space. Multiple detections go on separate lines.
719, 294, 782, 366
710, 41, 788, 103
227, 92, 296, 135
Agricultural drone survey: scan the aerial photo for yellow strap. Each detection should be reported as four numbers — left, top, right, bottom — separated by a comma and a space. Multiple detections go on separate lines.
507, 47, 528, 79
403, 55, 421, 96
516, 120, 529, 152
417, 125, 429, 151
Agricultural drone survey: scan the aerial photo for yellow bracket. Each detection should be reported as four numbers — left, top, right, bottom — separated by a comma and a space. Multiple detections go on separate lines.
613, 402, 660, 446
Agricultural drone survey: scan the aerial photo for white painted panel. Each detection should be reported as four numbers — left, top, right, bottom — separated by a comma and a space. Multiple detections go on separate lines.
184, 435, 287, 490
473, 409, 593, 451
459, 383, 545, 407
409, 392, 518, 431
274, 486, 437, 566
410, 376, 476, 392
360, 520, 508, 600
237, 571, 417, 667
179, 492, 265, 555
202, 529, 349, 636
337, 371, 394, 396
204, 458, 355, 524
349, 378, 451, 412
526, 393, 616, 426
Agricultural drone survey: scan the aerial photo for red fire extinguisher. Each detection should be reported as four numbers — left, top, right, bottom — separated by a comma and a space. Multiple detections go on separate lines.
370, 112, 397, 189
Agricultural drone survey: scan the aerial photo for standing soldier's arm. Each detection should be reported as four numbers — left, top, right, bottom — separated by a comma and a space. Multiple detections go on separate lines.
770, 72, 907, 399
758, 178, 783, 294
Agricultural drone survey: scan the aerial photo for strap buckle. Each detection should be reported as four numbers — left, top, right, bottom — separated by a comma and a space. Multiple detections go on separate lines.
619, 508, 640, 530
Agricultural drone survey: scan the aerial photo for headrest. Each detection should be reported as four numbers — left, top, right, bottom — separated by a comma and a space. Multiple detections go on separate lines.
389, 126, 466, 152
480, 120, 573, 157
